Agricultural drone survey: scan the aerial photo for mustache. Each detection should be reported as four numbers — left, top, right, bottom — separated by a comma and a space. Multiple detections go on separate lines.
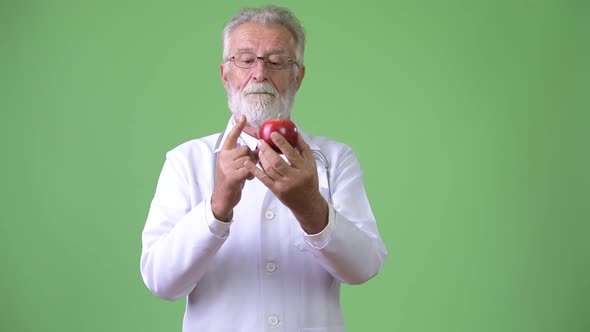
243, 83, 277, 96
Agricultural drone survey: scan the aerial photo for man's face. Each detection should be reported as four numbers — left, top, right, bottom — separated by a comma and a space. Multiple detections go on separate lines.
221, 22, 305, 132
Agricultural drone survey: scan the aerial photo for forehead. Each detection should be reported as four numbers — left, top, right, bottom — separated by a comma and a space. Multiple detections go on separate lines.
229, 22, 296, 53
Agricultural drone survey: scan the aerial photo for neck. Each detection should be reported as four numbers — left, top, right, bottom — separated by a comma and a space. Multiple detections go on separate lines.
242, 125, 258, 138
232, 114, 259, 138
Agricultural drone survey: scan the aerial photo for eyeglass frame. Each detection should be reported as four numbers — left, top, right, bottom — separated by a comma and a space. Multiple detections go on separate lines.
226, 52, 299, 70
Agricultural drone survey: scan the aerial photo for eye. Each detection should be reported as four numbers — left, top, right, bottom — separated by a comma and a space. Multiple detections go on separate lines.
236, 53, 257, 65
267, 55, 287, 68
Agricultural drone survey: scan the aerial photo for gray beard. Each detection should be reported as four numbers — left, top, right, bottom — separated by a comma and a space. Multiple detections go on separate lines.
227, 82, 295, 131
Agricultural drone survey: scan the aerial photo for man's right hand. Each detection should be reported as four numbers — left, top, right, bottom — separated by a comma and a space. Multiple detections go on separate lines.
211, 115, 258, 221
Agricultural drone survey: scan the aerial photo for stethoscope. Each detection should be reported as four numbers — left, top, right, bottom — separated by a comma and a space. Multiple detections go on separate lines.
213, 130, 333, 205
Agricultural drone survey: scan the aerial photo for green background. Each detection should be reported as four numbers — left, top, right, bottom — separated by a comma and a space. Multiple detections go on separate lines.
1, 0, 589, 331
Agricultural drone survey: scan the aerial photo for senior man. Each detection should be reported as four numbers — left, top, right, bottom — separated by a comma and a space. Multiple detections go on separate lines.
140, 6, 387, 332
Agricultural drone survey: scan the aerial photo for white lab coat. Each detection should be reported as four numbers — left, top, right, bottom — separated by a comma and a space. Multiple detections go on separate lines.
140, 117, 387, 332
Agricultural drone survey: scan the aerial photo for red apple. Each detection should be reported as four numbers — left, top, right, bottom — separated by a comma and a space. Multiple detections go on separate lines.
258, 119, 298, 153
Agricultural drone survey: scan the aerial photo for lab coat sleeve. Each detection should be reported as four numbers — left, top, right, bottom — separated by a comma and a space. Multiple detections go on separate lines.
305, 147, 388, 285
140, 150, 225, 301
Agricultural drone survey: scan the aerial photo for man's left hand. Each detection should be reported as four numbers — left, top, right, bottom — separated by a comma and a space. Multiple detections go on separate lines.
244, 132, 328, 234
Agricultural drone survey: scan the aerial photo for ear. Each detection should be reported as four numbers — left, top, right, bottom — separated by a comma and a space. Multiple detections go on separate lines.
294, 65, 306, 91
220, 63, 230, 92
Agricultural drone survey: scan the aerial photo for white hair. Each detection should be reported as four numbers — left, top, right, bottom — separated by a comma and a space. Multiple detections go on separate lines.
222, 6, 305, 66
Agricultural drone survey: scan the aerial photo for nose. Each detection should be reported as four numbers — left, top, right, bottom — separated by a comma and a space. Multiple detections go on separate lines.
251, 58, 268, 82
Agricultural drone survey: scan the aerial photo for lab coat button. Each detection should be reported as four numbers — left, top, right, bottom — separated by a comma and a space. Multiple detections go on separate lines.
265, 262, 277, 273
264, 210, 275, 220
267, 315, 280, 326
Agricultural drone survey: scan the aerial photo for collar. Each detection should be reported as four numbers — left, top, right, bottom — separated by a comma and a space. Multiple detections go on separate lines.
213, 116, 320, 153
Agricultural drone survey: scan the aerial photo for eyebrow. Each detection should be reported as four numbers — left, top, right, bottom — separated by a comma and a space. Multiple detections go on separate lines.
235, 48, 288, 55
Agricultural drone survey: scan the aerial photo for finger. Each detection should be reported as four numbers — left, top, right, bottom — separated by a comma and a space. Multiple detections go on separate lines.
244, 160, 275, 189
232, 156, 255, 170
222, 115, 247, 150
257, 139, 288, 176
217, 146, 252, 172
296, 133, 315, 161
235, 167, 253, 181
233, 145, 255, 158
250, 148, 260, 164
263, 163, 283, 181
219, 165, 251, 185
271, 132, 303, 168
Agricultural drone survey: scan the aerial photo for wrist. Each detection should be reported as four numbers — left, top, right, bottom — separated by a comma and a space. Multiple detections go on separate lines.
295, 197, 329, 234
211, 192, 232, 222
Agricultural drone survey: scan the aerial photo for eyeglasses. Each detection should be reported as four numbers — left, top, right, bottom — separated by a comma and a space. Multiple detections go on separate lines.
228, 52, 296, 70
